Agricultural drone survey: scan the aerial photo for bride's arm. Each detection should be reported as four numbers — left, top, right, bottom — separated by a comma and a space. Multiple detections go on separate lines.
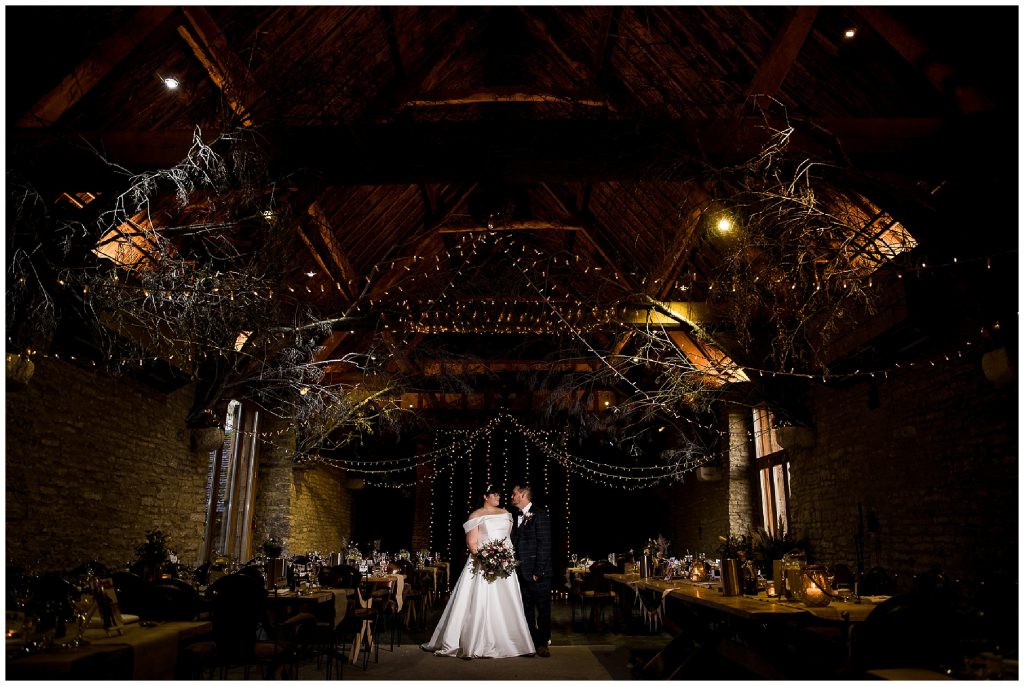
466, 525, 480, 555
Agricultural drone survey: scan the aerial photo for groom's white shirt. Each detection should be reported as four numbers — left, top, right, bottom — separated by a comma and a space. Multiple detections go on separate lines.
517, 502, 532, 526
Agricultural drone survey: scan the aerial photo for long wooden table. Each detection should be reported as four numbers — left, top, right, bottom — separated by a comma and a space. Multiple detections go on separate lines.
606, 573, 877, 623
266, 587, 350, 629
606, 573, 881, 679
6, 620, 212, 680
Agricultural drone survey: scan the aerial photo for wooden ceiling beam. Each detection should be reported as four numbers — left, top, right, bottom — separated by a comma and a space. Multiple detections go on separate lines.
380, 6, 407, 82
17, 6, 175, 127
439, 220, 583, 233
855, 7, 996, 114
12, 116, 965, 189
537, 182, 637, 293
402, 87, 611, 109
178, 7, 255, 126
593, 7, 623, 74
741, 6, 818, 109
360, 9, 492, 120
307, 203, 358, 301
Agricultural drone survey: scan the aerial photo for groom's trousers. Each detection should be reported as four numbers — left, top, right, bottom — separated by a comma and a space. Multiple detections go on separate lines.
520, 576, 552, 646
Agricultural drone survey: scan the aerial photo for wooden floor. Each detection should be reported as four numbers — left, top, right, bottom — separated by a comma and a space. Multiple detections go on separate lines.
217, 593, 672, 680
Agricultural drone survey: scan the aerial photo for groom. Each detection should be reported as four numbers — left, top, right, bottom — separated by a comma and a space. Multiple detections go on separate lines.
511, 483, 552, 657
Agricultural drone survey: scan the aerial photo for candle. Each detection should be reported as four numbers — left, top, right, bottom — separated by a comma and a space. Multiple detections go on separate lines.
766, 581, 778, 598
801, 565, 832, 607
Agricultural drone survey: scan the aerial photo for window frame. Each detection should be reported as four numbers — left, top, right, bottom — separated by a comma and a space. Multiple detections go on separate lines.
752, 405, 791, 537
201, 400, 260, 563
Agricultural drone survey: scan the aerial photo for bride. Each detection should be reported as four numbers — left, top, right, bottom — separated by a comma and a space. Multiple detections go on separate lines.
421, 484, 536, 658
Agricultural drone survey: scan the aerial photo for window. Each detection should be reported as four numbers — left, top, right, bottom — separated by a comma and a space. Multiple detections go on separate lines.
752, 405, 790, 536
202, 400, 260, 563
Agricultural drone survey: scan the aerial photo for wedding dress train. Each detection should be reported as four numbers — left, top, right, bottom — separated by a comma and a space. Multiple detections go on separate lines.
421, 513, 536, 658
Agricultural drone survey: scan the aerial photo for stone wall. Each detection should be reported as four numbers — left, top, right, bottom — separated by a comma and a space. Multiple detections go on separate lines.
669, 354, 1017, 590
289, 466, 352, 555
668, 408, 756, 558
251, 414, 354, 557
791, 356, 1017, 588
6, 357, 209, 571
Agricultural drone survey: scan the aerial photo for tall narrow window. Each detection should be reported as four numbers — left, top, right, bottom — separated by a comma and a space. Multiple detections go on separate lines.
202, 400, 260, 563
752, 405, 790, 536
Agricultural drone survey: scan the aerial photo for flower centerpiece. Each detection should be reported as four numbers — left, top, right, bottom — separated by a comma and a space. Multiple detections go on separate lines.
262, 536, 284, 559
134, 529, 170, 581
472, 538, 520, 583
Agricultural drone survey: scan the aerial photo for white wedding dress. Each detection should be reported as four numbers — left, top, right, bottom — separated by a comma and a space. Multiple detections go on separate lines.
421, 513, 536, 658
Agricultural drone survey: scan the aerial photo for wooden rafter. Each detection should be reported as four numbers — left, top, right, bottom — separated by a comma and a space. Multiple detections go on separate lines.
360, 9, 493, 120
856, 7, 995, 114
17, 6, 175, 127
592, 7, 623, 74
439, 220, 583, 233
741, 6, 818, 108
307, 203, 358, 301
538, 182, 637, 293
179, 8, 362, 315
380, 6, 407, 82
402, 87, 611, 109
368, 183, 480, 294
516, 8, 593, 84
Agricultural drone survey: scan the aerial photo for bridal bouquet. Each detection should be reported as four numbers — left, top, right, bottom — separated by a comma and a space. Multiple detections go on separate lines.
472, 538, 520, 583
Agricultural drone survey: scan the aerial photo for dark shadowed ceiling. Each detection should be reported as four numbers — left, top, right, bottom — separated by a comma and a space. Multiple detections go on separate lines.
6, 6, 1017, 455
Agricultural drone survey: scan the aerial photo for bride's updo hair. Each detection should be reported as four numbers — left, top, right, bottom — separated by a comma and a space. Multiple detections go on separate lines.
482, 484, 500, 497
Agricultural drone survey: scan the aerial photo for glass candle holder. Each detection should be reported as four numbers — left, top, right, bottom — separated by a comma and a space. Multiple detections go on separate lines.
801, 565, 832, 607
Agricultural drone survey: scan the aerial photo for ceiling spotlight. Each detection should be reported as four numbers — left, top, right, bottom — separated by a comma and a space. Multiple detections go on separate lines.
716, 217, 734, 233
163, 76, 180, 90
844, 28, 857, 39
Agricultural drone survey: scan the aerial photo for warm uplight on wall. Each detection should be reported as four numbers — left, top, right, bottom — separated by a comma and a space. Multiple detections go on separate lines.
844, 28, 857, 39
163, 77, 180, 90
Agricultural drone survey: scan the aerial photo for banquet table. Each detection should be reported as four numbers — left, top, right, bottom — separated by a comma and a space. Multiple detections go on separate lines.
348, 574, 405, 665
605, 574, 878, 624
606, 574, 882, 679
266, 588, 350, 629
6, 620, 212, 680
421, 563, 450, 594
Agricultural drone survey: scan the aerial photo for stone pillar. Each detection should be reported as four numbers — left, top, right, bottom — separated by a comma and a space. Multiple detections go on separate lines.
727, 408, 756, 536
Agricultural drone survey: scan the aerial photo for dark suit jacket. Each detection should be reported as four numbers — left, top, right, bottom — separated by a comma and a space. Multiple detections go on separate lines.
512, 505, 552, 579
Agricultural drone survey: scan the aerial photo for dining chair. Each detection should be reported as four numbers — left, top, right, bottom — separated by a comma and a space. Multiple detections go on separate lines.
397, 563, 426, 630
111, 571, 149, 618
205, 572, 268, 679
332, 583, 379, 673
323, 564, 361, 589
145, 578, 204, 621
256, 610, 317, 679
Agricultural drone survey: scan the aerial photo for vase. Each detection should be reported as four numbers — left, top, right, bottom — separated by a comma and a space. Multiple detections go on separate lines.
721, 558, 742, 596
